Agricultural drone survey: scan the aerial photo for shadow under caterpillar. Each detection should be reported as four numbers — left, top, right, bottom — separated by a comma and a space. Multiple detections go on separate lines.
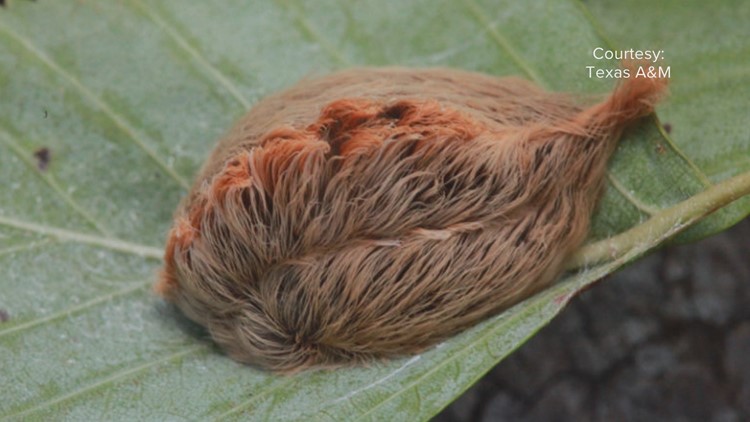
156, 66, 667, 373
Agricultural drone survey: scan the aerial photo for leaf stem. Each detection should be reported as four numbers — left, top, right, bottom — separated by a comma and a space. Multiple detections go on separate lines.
567, 169, 750, 269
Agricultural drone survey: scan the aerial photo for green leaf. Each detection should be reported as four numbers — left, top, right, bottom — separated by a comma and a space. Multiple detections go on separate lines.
0, 0, 747, 420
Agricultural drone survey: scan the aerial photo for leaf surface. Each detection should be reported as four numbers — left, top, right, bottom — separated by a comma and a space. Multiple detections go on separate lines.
0, 0, 747, 420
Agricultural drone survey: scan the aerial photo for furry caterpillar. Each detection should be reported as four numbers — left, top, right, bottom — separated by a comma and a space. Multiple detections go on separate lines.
156, 67, 667, 373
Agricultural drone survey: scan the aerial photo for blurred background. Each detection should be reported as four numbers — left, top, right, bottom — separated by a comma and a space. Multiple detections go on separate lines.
437, 219, 750, 421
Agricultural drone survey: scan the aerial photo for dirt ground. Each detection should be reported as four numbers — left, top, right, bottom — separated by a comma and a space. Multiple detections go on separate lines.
436, 218, 750, 422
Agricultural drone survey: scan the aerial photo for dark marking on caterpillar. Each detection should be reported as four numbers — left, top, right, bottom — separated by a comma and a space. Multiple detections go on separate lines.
0, 309, 8, 323
33, 147, 50, 171
43, 109, 48, 119
156, 65, 667, 373
663, 122, 672, 133
33, 147, 51, 171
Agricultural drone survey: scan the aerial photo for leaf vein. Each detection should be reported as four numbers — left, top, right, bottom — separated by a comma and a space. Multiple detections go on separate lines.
0, 129, 114, 237
130, 0, 251, 109
462, 0, 546, 87
0, 239, 52, 257
213, 377, 298, 421
0, 281, 147, 339
0, 21, 190, 190
606, 171, 659, 216
651, 115, 713, 188
2, 345, 206, 420
0, 215, 163, 259
275, 0, 351, 67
